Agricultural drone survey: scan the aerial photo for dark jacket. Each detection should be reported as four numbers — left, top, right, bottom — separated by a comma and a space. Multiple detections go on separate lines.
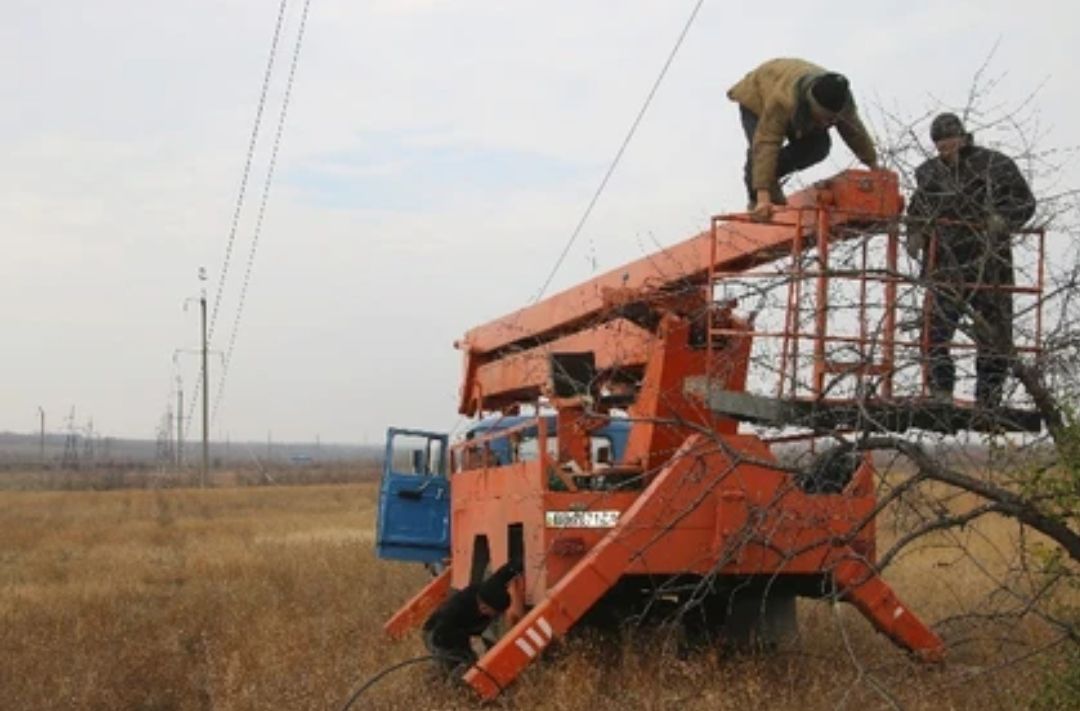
422, 583, 493, 651
728, 58, 877, 190
422, 563, 520, 651
907, 143, 1036, 283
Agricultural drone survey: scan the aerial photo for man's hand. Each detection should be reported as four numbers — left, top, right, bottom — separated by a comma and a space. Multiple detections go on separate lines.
906, 229, 925, 259
985, 212, 1009, 236
751, 189, 774, 222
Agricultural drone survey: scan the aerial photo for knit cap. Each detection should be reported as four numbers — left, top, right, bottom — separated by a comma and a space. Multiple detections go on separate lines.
810, 73, 850, 113
930, 112, 968, 142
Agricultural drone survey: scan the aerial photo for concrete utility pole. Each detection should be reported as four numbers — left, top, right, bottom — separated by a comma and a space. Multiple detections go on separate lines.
200, 272, 209, 489
176, 376, 183, 469
179, 266, 213, 486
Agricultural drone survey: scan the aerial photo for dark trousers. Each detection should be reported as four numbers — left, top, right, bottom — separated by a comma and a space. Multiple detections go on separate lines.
926, 283, 1013, 407
422, 629, 477, 674
739, 106, 831, 203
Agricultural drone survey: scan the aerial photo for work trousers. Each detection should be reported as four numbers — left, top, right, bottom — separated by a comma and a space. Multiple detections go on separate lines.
925, 281, 1013, 408
422, 629, 477, 674
739, 106, 831, 203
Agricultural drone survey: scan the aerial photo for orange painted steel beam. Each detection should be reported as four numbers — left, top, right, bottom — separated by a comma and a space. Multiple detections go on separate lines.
468, 319, 655, 413
460, 170, 900, 359
812, 205, 831, 396
382, 567, 452, 640
624, 314, 749, 472
834, 557, 945, 661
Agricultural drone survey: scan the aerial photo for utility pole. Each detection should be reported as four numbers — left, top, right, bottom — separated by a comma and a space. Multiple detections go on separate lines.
38, 406, 45, 464
200, 267, 209, 488
180, 268, 212, 487
165, 407, 173, 465
176, 376, 184, 469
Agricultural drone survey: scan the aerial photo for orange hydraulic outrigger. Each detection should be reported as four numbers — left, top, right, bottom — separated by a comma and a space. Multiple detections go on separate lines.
385, 170, 959, 699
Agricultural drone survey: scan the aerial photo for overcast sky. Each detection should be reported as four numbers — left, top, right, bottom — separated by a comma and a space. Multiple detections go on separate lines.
2, 0, 1077, 444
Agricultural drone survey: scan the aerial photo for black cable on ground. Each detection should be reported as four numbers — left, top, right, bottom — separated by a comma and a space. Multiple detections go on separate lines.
338, 655, 437, 711
337, 653, 505, 710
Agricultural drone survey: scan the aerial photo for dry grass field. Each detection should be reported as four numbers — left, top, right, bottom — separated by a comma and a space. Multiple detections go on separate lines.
0, 479, 1075, 710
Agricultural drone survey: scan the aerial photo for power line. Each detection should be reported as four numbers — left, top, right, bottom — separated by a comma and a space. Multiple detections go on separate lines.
531, 0, 707, 303
450, 3, 707, 441
208, 0, 291, 344
211, 0, 313, 423
186, 0, 291, 433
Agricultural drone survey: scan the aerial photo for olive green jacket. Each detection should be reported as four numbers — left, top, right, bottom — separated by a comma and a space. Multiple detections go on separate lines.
728, 58, 877, 190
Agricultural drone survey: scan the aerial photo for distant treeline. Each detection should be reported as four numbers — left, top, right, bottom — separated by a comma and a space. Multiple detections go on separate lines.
0, 431, 381, 468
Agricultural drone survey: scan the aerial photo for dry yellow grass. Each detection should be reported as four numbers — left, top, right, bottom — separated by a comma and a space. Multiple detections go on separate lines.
0, 481, 1073, 710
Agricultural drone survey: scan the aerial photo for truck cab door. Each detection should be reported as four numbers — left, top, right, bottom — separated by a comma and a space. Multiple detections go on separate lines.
376, 427, 451, 564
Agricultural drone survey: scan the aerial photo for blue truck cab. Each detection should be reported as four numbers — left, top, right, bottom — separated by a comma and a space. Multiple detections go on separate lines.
375, 416, 630, 564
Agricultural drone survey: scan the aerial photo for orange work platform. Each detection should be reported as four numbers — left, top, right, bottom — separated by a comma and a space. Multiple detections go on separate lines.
383, 169, 1043, 700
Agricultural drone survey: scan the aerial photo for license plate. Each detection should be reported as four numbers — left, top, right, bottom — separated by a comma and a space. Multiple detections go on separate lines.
544, 510, 620, 528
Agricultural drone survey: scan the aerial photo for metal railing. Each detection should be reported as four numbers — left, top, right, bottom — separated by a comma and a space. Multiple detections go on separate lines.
705, 206, 1046, 406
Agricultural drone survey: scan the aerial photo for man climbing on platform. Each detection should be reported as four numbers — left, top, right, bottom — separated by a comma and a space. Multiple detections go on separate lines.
906, 112, 1036, 409
422, 561, 522, 674
728, 57, 879, 222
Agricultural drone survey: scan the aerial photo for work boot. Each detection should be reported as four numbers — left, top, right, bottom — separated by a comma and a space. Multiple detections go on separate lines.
927, 387, 953, 405
747, 184, 787, 213
769, 182, 788, 206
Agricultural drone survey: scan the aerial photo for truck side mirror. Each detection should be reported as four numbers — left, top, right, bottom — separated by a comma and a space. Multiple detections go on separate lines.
411, 449, 427, 475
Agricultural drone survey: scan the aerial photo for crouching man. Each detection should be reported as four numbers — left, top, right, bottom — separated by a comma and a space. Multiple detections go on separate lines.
728, 57, 879, 222
422, 561, 522, 673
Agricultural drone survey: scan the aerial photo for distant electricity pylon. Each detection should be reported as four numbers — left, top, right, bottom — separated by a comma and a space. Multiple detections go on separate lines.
170, 361, 186, 470
155, 404, 175, 470
61, 407, 79, 469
